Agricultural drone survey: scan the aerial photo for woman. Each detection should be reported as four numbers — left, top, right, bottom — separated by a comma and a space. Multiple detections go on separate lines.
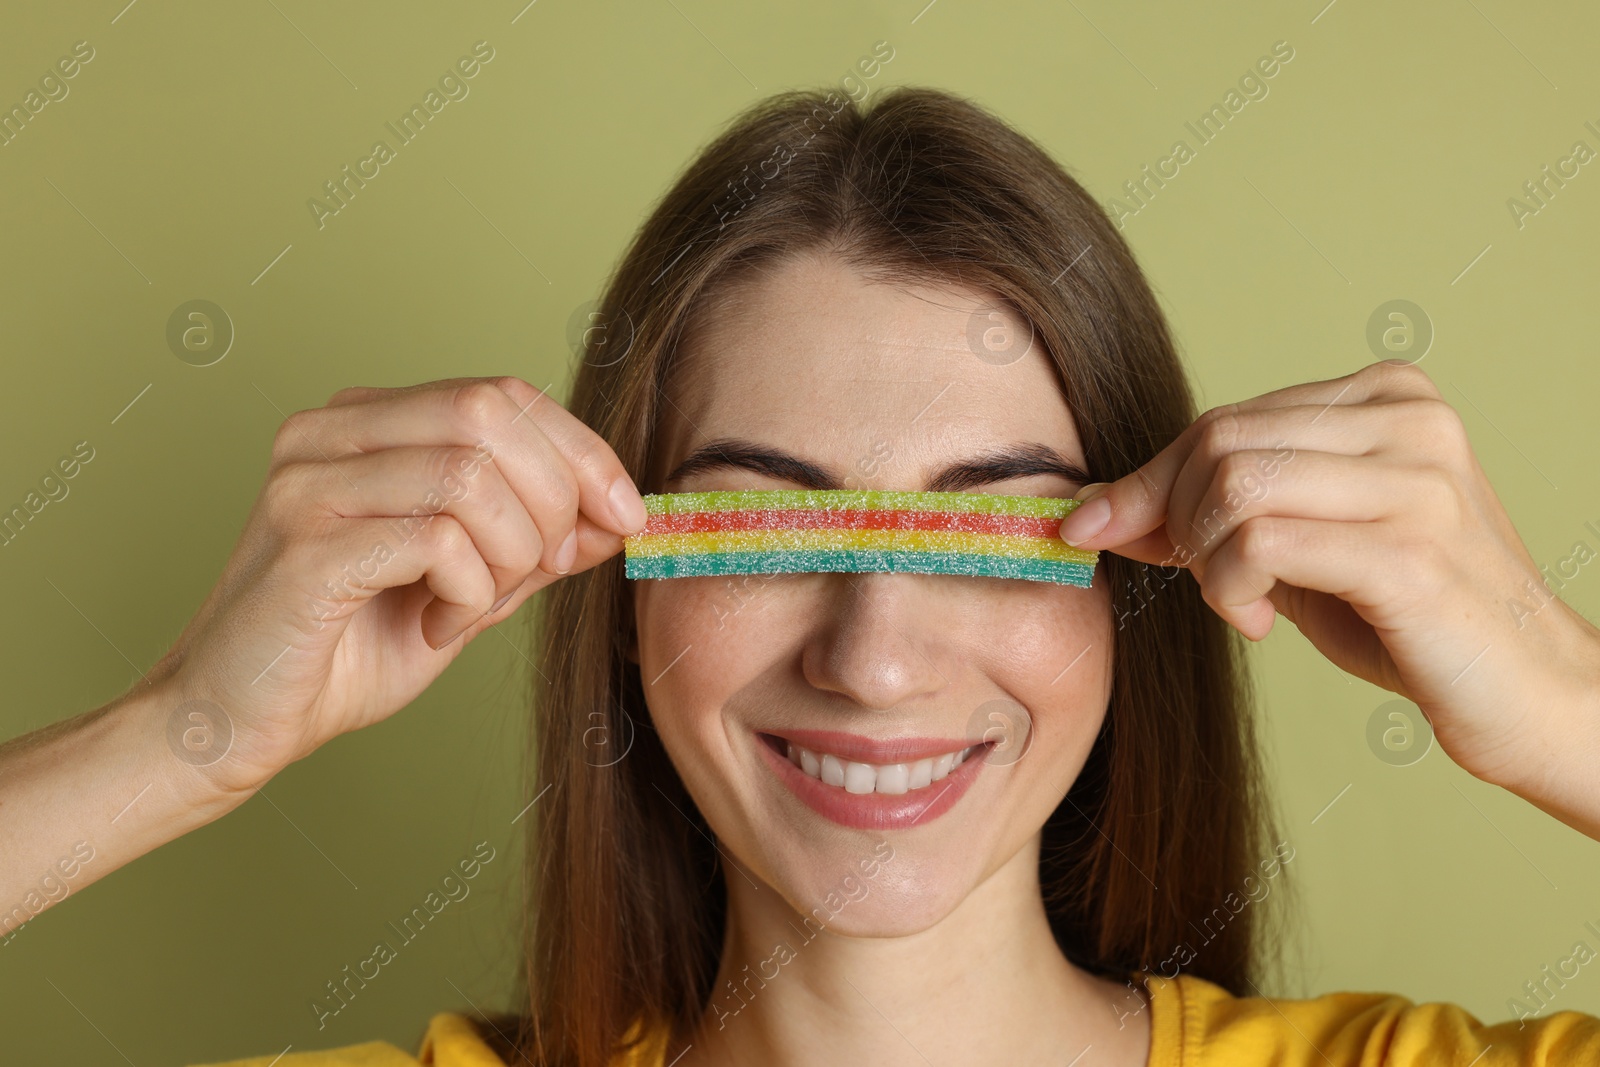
4, 85, 1599, 1066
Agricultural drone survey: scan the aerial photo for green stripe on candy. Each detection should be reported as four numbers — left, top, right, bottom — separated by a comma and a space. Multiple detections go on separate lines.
641, 489, 1081, 519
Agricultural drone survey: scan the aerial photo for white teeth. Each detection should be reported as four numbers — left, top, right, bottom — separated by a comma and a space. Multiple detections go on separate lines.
875, 763, 911, 795
777, 739, 979, 794
820, 753, 846, 788
909, 759, 933, 789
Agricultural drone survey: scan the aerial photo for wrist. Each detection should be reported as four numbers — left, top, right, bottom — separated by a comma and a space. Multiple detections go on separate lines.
104, 675, 261, 829
0, 675, 258, 930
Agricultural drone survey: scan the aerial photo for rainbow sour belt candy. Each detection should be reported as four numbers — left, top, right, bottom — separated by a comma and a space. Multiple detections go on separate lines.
622, 490, 1099, 587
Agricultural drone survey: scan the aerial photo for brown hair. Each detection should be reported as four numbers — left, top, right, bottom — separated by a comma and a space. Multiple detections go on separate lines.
475, 84, 1288, 1067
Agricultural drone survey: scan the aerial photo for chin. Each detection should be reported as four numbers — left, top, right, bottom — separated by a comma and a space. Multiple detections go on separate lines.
724, 726, 1047, 939
772, 846, 987, 939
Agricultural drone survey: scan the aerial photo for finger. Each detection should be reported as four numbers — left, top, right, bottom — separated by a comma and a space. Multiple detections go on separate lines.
1198, 515, 1402, 640
425, 510, 628, 645
1193, 359, 1444, 420
489, 375, 649, 536
322, 384, 389, 407
275, 382, 588, 576
1168, 450, 1413, 574
569, 511, 627, 576
1159, 395, 1463, 562
281, 445, 550, 603
1058, 363, 1442, 552
293, 377, 647, 538
283, 514, 496, 650
1096, 526, 1188, 568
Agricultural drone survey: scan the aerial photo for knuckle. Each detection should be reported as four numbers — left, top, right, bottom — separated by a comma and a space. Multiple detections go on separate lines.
430, 444, 484, 489
487, 375, 563, 424
545, 465, 581, 519
488, 375, 538, 402
1232, 515, 1283, 567
260, 462, 323, 537
1216, 451, 1261, 501
1416, 466, 1465, 528
1417, 398, 1470, 458
1194, 403, 1228, 430
261, 462, 305, 517
425, 514, 471, 558
1369, 358, 1439, 396
270, 408, 319, 460
448, 381, 508, 434
573, 433, 630, 491
565, 435, 609, 478
1196, 404, 1243, 462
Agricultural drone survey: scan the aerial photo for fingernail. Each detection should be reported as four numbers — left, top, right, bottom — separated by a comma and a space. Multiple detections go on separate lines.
1060, 495, 1110, 546
434, 622, 471, 650
553, 528, 578, 574
608, 476, 648, 534
490, 590, 514, 613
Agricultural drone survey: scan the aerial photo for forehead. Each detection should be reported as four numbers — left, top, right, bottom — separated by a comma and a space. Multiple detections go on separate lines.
656, 252, 1083, 480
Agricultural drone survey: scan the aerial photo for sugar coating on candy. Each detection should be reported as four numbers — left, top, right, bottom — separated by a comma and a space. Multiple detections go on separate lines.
626, 550, 1094, 586
623, 489, 1099, 588
629, 529, 1093, 563
643, 488, 1078, 517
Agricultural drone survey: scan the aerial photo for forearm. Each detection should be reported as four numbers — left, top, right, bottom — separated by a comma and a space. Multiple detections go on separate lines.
1503, 736, 1600, 845
0, 679, 249, 939
1494, 601, 1600, 844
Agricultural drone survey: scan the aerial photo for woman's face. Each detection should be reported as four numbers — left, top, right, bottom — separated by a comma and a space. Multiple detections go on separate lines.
630, 251, 1114, 936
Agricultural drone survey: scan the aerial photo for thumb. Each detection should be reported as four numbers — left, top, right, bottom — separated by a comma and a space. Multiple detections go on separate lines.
1057, 476, 1180, 566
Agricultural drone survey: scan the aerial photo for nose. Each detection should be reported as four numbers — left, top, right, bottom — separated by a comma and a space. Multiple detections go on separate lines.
800, 571, 953, 711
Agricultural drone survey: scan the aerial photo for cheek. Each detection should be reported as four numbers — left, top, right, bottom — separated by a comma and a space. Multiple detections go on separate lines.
987, 580, 1109, 667
632, 576, 800, 787
633, 578, 732, 742
976, 577, 1113, 708
977, 581, 1114, 791
634, 575, 795, 701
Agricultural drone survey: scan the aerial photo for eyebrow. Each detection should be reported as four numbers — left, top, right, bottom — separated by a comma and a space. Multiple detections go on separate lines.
663, 437, 1093, 493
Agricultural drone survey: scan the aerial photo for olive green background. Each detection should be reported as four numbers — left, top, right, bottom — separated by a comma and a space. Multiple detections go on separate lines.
3, 0, 1598, 1062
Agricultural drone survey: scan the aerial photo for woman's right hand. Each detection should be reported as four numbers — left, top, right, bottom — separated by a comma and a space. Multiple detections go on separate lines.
152, 375, 647, 797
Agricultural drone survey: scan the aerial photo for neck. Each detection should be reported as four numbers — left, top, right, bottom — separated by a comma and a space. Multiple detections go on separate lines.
677, 835, 1152, 1067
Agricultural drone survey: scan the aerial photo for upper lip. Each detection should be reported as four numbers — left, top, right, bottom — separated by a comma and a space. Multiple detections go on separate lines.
760, 728, 985, 765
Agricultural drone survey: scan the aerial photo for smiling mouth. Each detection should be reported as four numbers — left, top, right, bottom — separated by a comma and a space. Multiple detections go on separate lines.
758, 732, 989, 795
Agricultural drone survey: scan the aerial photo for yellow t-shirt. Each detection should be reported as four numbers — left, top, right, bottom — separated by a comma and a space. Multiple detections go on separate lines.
187, 970, 1600, 1066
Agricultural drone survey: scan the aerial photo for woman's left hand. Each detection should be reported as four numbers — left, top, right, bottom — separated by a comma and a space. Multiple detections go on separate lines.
1056, 358, 1600, 833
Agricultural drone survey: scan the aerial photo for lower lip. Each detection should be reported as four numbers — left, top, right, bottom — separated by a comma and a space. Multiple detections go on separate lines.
755, 733, 990, 831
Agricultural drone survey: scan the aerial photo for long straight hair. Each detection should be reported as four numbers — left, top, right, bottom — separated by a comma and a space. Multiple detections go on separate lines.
477, 84, 1286, 1067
